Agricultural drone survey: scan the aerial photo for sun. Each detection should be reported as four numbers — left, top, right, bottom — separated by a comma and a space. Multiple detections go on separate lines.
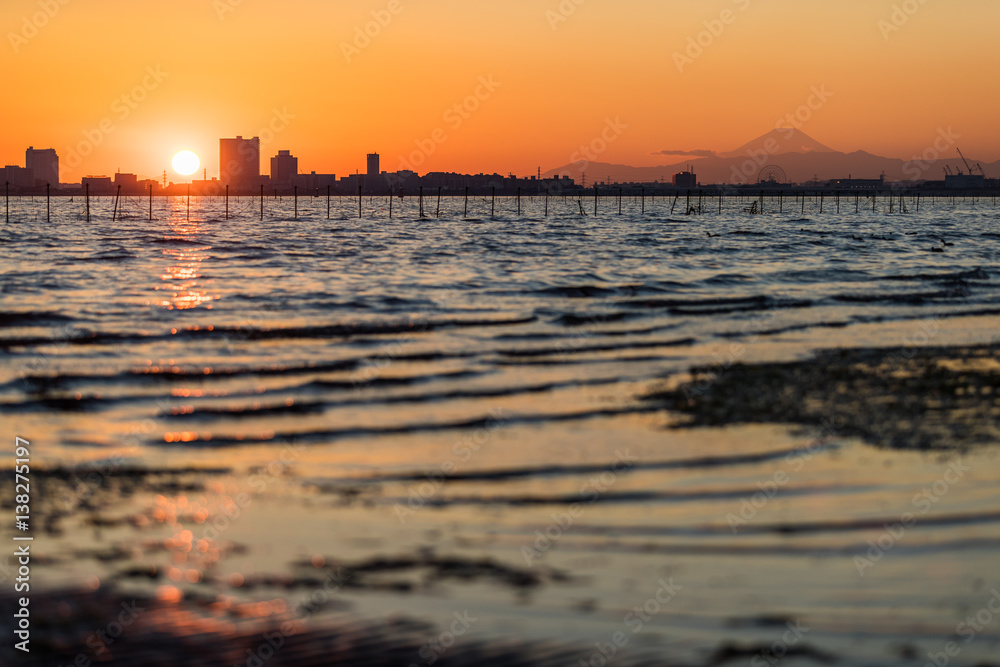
172, 150, 201, 176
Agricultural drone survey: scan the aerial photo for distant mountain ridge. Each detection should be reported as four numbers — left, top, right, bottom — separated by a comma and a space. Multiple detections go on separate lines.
719, 128, 836, 159
544, 129, 997, 185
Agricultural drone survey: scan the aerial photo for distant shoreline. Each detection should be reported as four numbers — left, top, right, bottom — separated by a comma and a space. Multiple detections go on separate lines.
4, 186, 1000, 198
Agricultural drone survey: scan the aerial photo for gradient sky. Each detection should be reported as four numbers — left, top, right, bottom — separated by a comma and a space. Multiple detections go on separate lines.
2, 0, 998, 182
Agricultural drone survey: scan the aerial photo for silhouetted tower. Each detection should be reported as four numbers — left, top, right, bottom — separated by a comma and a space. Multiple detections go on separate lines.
25, 147, 58, 186
220, 136, 261, 190
270, 150, 298, 187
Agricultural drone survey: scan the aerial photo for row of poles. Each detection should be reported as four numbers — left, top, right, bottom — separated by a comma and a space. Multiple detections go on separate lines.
5, 181, 1000, 223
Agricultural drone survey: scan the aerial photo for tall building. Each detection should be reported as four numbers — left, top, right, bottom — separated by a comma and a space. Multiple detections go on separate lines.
270, 150, 298, 187
364, 153, 381, 192
672, 171, 697, 188
220, 136, 260, 190
25, 147, 58, 186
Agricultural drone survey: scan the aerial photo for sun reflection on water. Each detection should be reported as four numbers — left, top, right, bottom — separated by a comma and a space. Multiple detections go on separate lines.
155, 214, 216, 310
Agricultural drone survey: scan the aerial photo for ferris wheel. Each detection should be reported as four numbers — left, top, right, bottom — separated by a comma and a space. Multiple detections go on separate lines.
757, 165, 787, 185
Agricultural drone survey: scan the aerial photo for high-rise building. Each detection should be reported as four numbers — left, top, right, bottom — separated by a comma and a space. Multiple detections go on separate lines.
270, 150, 298, 187
220, 136, 260, 190
364, 153, 381, 192
672, 171, 697, 188
25, 147, 58, 186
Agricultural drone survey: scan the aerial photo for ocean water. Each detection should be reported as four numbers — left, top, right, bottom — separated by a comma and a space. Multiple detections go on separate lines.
2, 194, 1000, 665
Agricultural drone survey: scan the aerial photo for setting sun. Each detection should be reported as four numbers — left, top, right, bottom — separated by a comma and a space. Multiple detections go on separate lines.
171, 151, 200, 177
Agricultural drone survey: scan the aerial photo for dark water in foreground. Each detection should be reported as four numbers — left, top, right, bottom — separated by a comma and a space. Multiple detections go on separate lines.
1, 195, 999, 665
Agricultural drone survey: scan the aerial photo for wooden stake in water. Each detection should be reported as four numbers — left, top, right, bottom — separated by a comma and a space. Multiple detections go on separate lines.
327, 185, 331, 219
641, 187, 645, 214
294, 186, 298, 219
85, 183, 90, 222
46, 183, 50, 222
260, 184, 264, 220
389, 187, 393, 219
594, 185, 598, 216
492, 187, 496, 218
618, 187, 623, 215
820, 192, 824, 214
517, 187, 521, 217
187, 184, 191, 220
358, 184, 362, 219
464, 187, 469, 217
112, 184, 121, 222
225, 185, 229, 220
545, 189, 549, 217
420, 187, 425, 218
855, 193, 859, 214
436, 187, 442, 217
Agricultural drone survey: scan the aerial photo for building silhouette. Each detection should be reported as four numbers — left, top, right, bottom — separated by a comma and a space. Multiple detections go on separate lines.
1, 165, 35, 188
672, 171, 697, 188
220, 136, 260, 190
365, 152, 380, 192
26, 147, 58, 186
291, 171, 337, 191
829, 175, 886, 190
271, 150, 298, 187
81, 176, 114, 194
945, 173, 986, 189
114, 172, 138, 192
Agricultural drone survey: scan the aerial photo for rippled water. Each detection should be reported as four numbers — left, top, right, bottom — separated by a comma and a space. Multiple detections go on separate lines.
2, 194, 1000, 665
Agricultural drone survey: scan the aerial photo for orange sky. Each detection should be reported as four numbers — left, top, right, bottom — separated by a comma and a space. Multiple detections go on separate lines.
2, 0, 998, 182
